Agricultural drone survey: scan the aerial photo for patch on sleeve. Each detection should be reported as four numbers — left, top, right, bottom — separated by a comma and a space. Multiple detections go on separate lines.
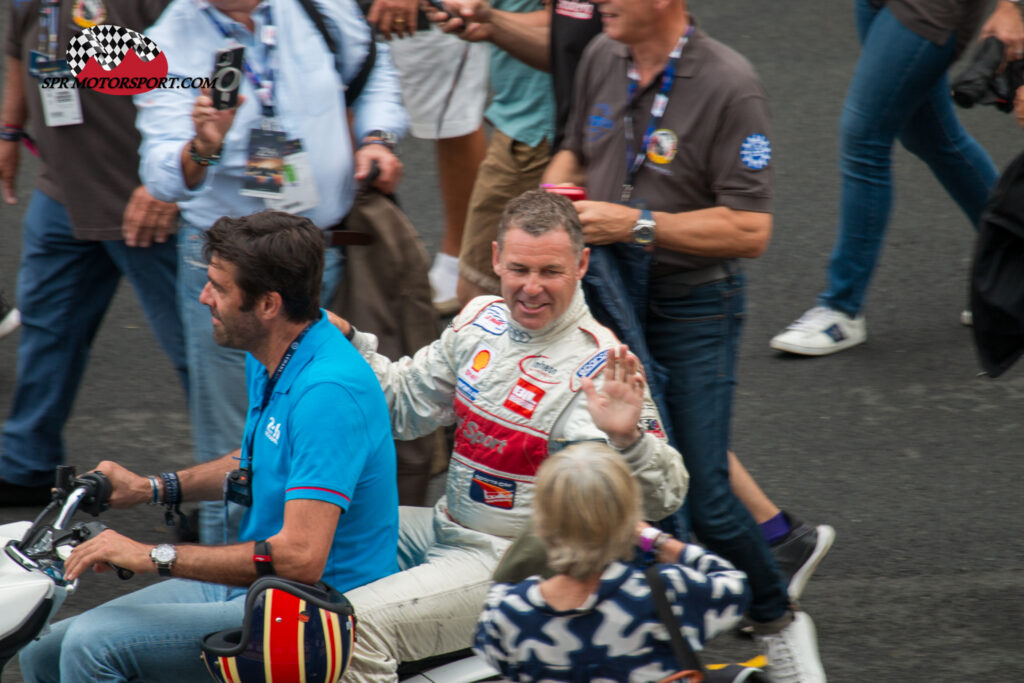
570, 349, 609, 391
740, 133, 771, 170
639, 416, 666, 440
472, 303, 509, 336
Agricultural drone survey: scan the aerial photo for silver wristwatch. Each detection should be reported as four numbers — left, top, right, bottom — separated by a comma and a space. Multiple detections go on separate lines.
361, 129, 399, 153
632, 209, 656, 246
150, 543, 177, 577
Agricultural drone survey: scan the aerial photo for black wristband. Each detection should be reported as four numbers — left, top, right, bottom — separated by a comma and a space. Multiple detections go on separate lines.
160, 472, 181, 505
253, 539, 275, 576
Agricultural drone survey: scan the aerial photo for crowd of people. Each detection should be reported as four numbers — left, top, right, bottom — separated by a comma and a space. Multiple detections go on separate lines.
1, 0, 1024, 681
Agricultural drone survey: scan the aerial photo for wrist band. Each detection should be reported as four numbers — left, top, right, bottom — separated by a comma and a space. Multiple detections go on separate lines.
189, 139, 221, 166
148, 475, 160, 505
639, 526, 662, 553
344, 324, 356, 341
253, 540, 275, 576
0, 127, 24, 143
160, 472, 181, 505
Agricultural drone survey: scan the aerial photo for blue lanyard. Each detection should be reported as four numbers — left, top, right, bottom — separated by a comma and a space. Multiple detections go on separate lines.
203, 3, 279, 118
621, 26, 692, 204
38, 0, 60, 58
239, 320, 314, 469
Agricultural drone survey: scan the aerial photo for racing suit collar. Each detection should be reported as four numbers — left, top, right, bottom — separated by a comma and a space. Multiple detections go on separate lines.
506, 285, 589, 344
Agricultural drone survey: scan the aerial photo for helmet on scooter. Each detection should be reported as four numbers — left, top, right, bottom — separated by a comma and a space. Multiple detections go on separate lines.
200, 576, 355, 683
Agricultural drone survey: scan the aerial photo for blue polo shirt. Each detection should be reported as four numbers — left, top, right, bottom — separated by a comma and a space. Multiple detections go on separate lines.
238, 311, 399, 592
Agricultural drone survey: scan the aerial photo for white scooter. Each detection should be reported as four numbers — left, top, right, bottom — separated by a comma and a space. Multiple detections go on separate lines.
0, 467, 498, 681
0, 466, 133, 673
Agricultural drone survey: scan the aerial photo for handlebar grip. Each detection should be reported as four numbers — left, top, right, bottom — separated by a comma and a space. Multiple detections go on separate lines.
111, 563, 134, 580
76, 471, 112, 517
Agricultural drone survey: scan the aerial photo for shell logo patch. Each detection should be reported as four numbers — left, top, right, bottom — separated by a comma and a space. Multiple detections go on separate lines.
647, 129, 678, 165
740, 133, 771, 170
463, 343, 493, 383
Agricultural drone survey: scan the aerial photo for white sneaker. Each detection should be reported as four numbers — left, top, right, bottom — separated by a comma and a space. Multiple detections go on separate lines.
0, 306, 20, 340
429, 253, 460, 316
754, 611, 827, 683
770, 306, 866, 356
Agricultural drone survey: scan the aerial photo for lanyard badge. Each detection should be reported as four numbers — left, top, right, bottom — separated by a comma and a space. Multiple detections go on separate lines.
621, 26, 692, 205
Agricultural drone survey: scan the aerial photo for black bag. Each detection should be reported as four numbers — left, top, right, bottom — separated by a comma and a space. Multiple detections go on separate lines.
970, 149, 1024, 377
645, 565, 770, 683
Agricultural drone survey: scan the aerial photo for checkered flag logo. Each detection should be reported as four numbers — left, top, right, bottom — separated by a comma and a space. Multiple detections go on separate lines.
66, 25, 162, 77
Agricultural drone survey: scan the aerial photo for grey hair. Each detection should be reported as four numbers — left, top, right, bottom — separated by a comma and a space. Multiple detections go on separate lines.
533, 442, 641, 581
496, 189, 584, 258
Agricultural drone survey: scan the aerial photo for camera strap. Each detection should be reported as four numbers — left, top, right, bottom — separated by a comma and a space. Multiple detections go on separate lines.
203, 4, 280, 118
621, 25, 692, 204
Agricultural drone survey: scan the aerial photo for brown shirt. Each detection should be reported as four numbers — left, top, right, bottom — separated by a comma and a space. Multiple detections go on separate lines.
882, 0, 988, 58
563, 29, 772, 274
6, 0, 169, 240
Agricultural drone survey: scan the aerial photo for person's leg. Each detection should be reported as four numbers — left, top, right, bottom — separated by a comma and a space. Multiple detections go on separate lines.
103, 236, 188, 395
897, 74, 998, 228
729, 450, 780, 525
20, 579, 244, 683
0, 191, 120, 493
647, 274, 787, 624
344, 506, 511, 682
457, 130, 552, 304
820, 0, 960, 316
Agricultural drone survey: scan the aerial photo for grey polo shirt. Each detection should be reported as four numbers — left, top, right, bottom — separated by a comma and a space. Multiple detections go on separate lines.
563, 29, 772, 275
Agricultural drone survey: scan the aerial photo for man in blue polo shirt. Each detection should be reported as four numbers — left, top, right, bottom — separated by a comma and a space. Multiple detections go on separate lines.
19, 211, 398, 683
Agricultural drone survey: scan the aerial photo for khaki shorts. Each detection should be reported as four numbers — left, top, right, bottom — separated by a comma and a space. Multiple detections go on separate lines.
458, 129, 552, 293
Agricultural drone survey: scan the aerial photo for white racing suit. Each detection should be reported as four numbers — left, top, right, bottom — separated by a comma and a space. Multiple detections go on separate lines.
342, 287, 688, 682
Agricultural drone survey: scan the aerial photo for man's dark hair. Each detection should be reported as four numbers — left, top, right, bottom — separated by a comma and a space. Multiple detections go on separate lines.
202, 210, 324, 323
497, 189, 584, 257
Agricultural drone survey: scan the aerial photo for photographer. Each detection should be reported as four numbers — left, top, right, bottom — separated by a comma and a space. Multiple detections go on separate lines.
770, 0, 1024, 356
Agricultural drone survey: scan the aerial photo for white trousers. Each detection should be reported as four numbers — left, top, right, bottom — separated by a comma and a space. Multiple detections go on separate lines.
344, 500, 511, 682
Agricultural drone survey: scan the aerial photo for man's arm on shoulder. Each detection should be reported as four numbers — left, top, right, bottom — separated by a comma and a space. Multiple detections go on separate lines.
437, 0, 551, 71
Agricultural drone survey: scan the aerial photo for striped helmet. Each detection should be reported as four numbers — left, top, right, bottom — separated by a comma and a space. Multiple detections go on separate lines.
201, 576, 356, 683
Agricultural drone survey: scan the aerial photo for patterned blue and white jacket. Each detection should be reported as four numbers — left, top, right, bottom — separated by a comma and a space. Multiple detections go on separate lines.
474, 545, 750, 681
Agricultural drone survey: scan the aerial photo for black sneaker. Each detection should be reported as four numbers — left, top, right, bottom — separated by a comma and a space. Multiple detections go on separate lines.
771, 516, 835, 602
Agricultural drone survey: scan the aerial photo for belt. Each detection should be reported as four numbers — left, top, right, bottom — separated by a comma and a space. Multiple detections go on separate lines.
648, 263, 736, 298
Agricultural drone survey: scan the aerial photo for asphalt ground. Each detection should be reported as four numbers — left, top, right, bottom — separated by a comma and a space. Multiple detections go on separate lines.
3, 1, 1024, 681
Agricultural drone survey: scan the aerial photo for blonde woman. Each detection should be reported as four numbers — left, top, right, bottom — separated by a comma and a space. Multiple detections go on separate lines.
474, 442, 751, 681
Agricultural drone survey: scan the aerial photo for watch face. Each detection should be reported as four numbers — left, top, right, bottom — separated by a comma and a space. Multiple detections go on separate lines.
152, 544, 176, 564
633, 222, 656, 245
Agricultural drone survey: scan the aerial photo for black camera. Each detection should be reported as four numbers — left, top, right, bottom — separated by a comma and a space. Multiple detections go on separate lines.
211, 46, 245, 110
951, 37, 1024, 113
225, 467, 253, 507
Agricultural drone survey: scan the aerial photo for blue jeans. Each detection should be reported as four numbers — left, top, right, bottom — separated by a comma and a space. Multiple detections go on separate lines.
646, 273, 788, 624
0, 191, 186, 486
177, 223, 343, 544
19, 579, 246, 683
820, 0, 998, 316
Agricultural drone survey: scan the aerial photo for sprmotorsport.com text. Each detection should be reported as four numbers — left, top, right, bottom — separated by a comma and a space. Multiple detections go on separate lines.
40, 76, 214, 89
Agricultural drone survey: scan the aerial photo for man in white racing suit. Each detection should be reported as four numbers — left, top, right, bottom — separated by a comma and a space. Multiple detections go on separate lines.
330, 189, 688, 681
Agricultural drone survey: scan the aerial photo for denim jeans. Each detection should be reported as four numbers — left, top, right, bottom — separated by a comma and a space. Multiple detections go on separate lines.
820, 0, 998, 316
646, 273, 788, 624
0, 191, 186, 486
19, 579, 246, 683
177, 223, 343, 544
